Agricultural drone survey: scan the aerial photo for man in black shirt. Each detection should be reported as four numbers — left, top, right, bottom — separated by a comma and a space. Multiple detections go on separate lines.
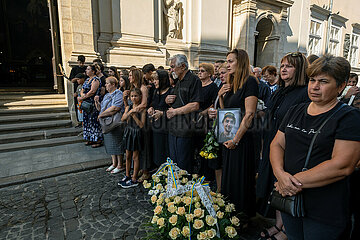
70, 55, 87, 91
166, 54, 202, 173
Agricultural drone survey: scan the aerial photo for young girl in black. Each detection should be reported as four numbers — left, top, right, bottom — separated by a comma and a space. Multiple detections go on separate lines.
119, 88, 146, 188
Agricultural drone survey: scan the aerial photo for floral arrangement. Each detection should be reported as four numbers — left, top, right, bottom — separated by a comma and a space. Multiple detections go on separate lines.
199, 120, 219, 160
143, 163, 241, 240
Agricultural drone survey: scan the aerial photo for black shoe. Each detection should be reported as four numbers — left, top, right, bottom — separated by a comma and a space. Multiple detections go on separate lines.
121, 179, 139, 189
118, 176, 131, 186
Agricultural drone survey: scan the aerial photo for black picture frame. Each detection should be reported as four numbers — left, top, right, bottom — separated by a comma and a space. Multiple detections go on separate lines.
216, 108, 241, 143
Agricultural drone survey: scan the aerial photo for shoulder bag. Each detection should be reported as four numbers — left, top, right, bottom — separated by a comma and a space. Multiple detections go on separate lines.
80, 77, 96, 114
269, 103, 345, 217
99, 94, 123, 134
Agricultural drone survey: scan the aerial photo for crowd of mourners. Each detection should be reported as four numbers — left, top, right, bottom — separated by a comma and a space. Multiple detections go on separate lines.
68, 50, 360, 240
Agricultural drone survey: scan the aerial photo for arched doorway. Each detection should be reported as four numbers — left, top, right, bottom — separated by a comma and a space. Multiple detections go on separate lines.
254, 17, 278, 68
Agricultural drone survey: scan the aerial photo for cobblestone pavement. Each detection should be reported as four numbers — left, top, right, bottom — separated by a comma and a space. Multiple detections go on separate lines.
0, 168, 270, 240
0, 168, 152, 240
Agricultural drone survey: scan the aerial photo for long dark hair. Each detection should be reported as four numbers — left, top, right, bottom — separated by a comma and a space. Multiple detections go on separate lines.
119, 76, 130, 91
109, 66, 120, 80
156, 70, 170, 92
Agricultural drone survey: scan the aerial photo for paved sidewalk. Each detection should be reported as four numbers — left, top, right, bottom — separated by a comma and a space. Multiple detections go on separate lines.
0, 168, 272, 240
0, 143, 109, 187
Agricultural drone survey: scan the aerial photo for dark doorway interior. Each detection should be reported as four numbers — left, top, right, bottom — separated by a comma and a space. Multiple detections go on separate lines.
0, 0, 53, 89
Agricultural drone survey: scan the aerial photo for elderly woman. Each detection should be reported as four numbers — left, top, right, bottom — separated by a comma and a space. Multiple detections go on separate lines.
95, 76, 125, 174
270, 55, 360, 240
147, 70, 172, 167
256, 52, 310, 240
78, 65, 103, 147
262, 65, 278, 94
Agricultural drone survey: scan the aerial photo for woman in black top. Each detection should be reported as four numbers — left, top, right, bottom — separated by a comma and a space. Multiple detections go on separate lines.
196, 63, 219, 181
217, 49, 258, 220
147, 70, 172, 167
257, 52, 310, 239
271, 55, 360, 240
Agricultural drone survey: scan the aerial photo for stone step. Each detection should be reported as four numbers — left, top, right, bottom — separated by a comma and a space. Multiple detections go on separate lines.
0, 99, 67, 108
0, 135, 84, 153
0, 119, 73, 134
0, 127, 82, 144
0, 106, 69, 115
0, 112, 70, 124
0, 94, 66, 101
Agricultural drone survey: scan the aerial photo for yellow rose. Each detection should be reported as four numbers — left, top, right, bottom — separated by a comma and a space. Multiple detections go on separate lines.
154, 205, 162, 215
194, 208, 204, 218
195, 202, 201, 209
156, 184, 163, 191
156, 197, 164, 205
193, 196, 200, 202
151, 215, 159, 224
157, 218, 165, 228
181, 226, 190, 237
143, 180, 148, 185
165, 198, 171, 203
217, 198, 225, 207
197, 231, 207, 240
200, 151, 205, 157
174, 196, 182, 204
169, 227, 180, 240
183, 196, 192, 206
186, 213, 194, 222
225, 226, 237, 238
155, 177, 160, 183
176, 206, 186, 215
230, 216, 240, 226
213, 204, 219, 211
167, 202, 175, 207
151, 195, 157, 204
225, 203, 236, 212
192, 174, 199, 179
168, 205, 177, 213
207, 229, 216, 239
159, 193, 165, 199
216, 211, 224, 219
193, 219, 205, 230
169, 214, 178, 226
205, 215, 217, 226
208, 153, 215, 159
204, 152, 209, 157
181, 177, 188, 184
210, 191, 216, 196
145, 183, 152, 188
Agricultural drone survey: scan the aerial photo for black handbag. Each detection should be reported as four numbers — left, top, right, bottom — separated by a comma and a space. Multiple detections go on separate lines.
269, 103, 345, 217
80, 99, 94, 114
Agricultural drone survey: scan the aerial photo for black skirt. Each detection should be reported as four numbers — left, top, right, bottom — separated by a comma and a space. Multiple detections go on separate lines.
123, 125, 142, 151
221, 131, 256, 218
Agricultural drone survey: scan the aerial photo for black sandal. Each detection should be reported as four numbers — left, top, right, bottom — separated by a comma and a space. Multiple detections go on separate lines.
260, 225, 281, 239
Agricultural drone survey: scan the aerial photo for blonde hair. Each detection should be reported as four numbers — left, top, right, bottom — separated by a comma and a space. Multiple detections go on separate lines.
106, 76, 118, 87
199, 63, 215, 75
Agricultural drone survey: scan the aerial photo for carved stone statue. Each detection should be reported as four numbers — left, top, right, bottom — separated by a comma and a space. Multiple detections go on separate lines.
163, 0, 183, 39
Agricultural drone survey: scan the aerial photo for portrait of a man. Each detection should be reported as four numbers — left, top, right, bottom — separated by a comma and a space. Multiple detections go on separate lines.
218, 111, 240, 143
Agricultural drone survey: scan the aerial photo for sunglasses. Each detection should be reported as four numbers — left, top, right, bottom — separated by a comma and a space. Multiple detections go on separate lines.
286, 52, 303, 57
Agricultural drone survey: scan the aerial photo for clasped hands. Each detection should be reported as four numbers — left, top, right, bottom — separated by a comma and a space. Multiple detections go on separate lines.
274, 171, 303, 197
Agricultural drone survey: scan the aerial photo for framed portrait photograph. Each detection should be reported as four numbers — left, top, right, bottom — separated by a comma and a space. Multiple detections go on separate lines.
217, 108, 241, 143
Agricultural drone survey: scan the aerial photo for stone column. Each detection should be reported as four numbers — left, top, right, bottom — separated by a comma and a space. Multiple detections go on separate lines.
57, 0, 98, 123
232, 0, 257, 64
105, 0, 166, 67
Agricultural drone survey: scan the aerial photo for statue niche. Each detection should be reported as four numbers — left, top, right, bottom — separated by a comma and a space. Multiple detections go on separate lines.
163, 0, 183, 39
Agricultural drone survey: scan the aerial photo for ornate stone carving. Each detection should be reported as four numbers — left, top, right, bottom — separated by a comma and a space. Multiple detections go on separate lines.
343, 33, 351, 59
163, 0, 183, 39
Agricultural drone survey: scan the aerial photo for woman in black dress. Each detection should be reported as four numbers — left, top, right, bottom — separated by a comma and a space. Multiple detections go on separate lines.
218, 49, 258, 220
256, 52, 310, 240
147, 70, 172, 167
196, 63, 219, 182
